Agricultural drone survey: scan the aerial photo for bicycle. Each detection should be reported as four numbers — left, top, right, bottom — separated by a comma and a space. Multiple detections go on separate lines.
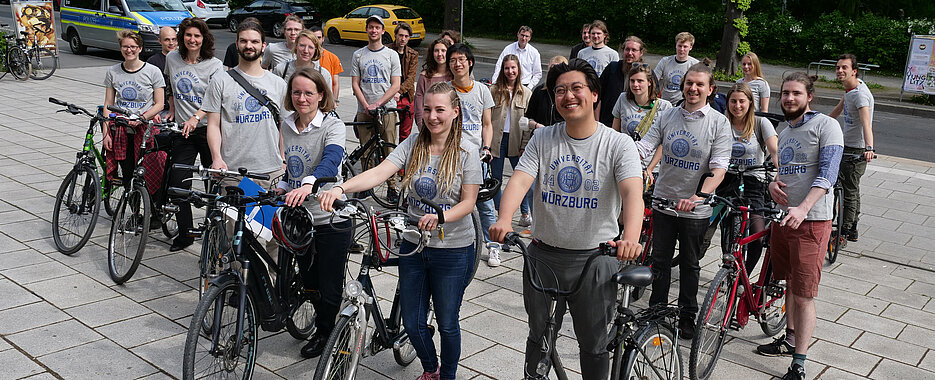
180, 176, 326, 380
19, 28, 57, 80
827, 152, 875, 264
501, 233, 683, 380
313, 196, 448, 380
341, 106, 409, 209
0, 23, 30, 81
629, 193, 677, 301
688, 174, 788, 380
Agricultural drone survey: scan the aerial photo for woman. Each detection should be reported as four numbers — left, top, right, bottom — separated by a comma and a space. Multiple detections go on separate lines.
413, 38, 453, 128
612, 63, 673, 173
737, 52, 770, 112
275, 67, 352, 359
489, 54, 532, 233
103, 30, 165, 204
164, 17, 223, 251
273, 30, 333, 91
320, 82, 480, 380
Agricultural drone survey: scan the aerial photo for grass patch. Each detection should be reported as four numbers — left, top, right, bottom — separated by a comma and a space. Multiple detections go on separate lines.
910, 94, 935, 106
814, 75, 885, 90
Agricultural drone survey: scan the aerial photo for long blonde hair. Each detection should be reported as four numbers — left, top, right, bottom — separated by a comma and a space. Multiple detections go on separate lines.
742, 52, 764, 79
491, 54, 524, 106
403, 82, 465, 196
726, 82, 756, 141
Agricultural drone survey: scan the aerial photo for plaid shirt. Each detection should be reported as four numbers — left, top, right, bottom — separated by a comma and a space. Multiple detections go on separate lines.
105, 120, 166, 195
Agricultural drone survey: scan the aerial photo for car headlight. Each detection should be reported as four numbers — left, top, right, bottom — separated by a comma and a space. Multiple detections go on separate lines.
343, 280, 364, 298
138, 24, 159, 34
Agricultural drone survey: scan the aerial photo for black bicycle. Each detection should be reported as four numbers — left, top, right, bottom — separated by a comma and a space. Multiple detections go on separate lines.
341, 106, 408, 209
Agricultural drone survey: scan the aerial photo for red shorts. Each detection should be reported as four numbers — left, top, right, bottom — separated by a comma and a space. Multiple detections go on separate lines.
769, 220, 831, 298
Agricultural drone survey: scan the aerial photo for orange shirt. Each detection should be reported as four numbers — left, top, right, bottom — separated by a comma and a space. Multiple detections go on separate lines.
319, 48, 343, 77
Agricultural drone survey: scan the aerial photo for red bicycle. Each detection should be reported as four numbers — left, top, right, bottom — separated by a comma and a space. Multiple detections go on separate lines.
688, 174, 788, 380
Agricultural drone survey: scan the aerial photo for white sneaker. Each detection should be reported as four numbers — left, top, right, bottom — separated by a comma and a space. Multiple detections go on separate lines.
486, 242, 502, 267
518, 214, 532, 227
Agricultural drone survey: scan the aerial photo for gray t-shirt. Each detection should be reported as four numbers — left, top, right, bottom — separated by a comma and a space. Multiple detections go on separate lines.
736, 78, 771, 112
202, 67, 287, 173
164, 51, 223, 124
103, 62, 165, 116
611, 97, 673, 168
636, 106, 733, 219
775, 113, 844, 220
653, 55, 700, 104
841, 80, 874, 148
455, 81, 495, 150
386, 136, 483, 248
515, 123, 642, 249
729, 116, 777, 181
272, 60, 332, 92
263, 42, 295, 70
576, 46, 619, 77
280, 112, 347, 225
350, 46, 401, 113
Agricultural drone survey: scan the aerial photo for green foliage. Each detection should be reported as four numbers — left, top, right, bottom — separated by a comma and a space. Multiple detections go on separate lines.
733, 15, 749, 37
714, 69, 743, 82
733, 0, 752, 12
737, 41, 751, 56
910, 94, 935, 106
814, 75, 884, 89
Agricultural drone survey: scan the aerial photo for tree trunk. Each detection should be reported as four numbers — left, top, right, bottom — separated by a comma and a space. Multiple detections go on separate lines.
715, 1, 743, 75
444, 0, 461, 31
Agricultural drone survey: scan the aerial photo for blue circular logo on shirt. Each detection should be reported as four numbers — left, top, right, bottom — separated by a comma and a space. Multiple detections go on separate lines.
557, 166, 582, 193
780, 146, 795, 165
287, 156, 304, 179
121, 87, 137, 101
244, 96, 262, 112
366, 64, 379, 77
671, 138, 690, 158
731, 142, 746, 158
626, 120, 640, 135
177, 78, 193, 94
414, 177, 437, 200
668, 74, 682, 90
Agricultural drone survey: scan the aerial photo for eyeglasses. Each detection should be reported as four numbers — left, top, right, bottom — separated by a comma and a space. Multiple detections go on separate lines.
552, 82, 589, 97
450, 57, 470, 65
291, 90, 319, 99
121, 45, 140, 51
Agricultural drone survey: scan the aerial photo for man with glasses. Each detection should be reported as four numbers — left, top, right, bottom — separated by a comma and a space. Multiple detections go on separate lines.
262, 15, 303, 70
492, 25, 542, 87
596, 35, 649, 127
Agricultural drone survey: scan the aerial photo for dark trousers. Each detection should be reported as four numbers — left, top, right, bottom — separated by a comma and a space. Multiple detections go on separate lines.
297, 220, 352, 336
167, 128, 212, 242
649, 212, 709, 319
839, 146, 867, 231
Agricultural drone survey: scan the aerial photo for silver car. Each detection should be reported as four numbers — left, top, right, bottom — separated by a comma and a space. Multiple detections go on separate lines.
183, 0, 229, 25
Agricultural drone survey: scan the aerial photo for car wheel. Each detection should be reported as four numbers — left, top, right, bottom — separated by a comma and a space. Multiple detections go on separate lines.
327, 27, 342, 44
381, 32, 392, 45
68, 30, 87, 55
273, 21, 284, 38
228, 18, 239, 32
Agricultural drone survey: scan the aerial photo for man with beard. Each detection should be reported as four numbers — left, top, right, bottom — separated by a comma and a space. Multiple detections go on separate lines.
755, 73, 842, 380
596, 35, 649, 127
635, 62, 732, 340
569, 23, 590, 60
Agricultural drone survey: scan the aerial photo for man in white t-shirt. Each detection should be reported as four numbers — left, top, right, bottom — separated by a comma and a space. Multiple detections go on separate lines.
654, 32, 700, 104
262, 15, 302, 70
492, 25, 542, 87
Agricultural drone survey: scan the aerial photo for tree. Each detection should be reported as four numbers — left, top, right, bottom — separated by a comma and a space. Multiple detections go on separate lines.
444, 0, 461, 32
716, 0, 753, 76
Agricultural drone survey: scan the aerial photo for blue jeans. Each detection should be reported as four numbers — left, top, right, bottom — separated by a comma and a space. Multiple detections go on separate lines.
491, 132, 531, 215
399, 241, 474, 380
477, 162, 497, 242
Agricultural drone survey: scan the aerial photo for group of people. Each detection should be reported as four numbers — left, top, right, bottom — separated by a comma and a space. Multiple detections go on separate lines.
99, 14, 875, 380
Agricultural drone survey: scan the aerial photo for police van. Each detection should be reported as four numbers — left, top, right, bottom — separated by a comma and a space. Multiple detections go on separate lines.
61, 0, 192, 56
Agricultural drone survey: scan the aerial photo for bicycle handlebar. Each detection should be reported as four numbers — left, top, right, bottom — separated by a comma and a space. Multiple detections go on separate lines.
172, 164, 271, 181
49, 97, 95, 118
728, 161, 776, 175
502, 232, 615, 297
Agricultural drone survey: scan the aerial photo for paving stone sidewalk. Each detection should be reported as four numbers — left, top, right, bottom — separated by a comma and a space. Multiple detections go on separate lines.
0, 69, 934, 379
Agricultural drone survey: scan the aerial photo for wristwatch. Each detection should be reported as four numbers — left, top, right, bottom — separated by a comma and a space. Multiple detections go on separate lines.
193, 114, 201, 121
865, 145, 874, 152
482, 145, 491, 151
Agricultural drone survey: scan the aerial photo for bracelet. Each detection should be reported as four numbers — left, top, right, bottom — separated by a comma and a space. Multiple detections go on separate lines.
335, 185, 346, 194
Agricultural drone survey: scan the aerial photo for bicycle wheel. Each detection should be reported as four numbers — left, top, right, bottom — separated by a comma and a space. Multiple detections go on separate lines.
52, 166, 102, 255
6, 48, 30, 81
364, 142, 401, 209
313, 314, 360, 380
161, 209, 180, 239
468, 210, 482, 285
285, 274, 317, 340
340, 161, 361, 199
107, 186, 150, 284
183, 281, 258, 380
28, 47, 56, 80
199, 220, 226, 297
689, 267, 734, 380
623, 323, 683, 380
827, 187, 844, 264
104, 178, 125, 217
759, 263, 787, 337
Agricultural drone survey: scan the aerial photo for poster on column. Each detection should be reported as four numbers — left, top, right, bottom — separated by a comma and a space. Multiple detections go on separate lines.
903, 35, 935, 95
10, 0, 57, 53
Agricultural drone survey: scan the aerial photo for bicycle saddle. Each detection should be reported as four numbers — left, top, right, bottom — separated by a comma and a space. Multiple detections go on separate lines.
613, 265, 653, 287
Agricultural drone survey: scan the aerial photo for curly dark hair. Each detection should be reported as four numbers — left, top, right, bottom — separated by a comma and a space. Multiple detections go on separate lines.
177, 17, 215, 60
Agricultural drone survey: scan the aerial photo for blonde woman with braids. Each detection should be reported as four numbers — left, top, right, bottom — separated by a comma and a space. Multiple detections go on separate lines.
319, 81, 481, 380
272, 30, 332, 90
737, 52, 771, 112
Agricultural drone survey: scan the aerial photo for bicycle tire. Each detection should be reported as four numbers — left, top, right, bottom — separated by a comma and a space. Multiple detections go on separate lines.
182, 281, 258, 380
758, 263, 787, 337
623, 322, 683, 380
161, 209, 180, 239
28, 47, 56, 80
468, 210, 482, 285
364, 142, 401, 209
199, 219, 226, 297
52, 166, 102, 255
313, 313, 360, 380
689, 267, 734, 380
6, 48, 30, 81
107, 186, 150, 284
285, 273, 317, 340
827, 187, 844, 264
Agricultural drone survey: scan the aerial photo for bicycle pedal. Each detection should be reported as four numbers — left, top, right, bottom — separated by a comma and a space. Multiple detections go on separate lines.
729, 320, 742, 330
187, 229, 203, 239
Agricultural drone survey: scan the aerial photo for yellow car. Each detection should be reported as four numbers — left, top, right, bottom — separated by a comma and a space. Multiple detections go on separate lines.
324, 4, 425, 46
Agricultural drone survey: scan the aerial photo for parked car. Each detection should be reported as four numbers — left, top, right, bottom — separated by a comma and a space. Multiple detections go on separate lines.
61, 0, 191, 56
227, 0, 321, 38
324, 4, 425, 46
184, 0, 229, 26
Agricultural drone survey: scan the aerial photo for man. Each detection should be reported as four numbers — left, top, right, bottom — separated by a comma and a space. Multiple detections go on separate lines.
224, 17, 260, 70
490, 58, 644, 379
350, 15, 401, 200
828, 53, 874, 242
526, 55, 567, 131
596, 35, 648, 127
388, 22, 418, 141
654, 32, 699, 104
569, 23, 590, 60
576, 21, 618, 76
756, 72, 843, 380
146, 26, 177, 118
310, 25, 343, 99
262, 15, 303, 69
635, 63, 732, 339
491, 26, 542, 87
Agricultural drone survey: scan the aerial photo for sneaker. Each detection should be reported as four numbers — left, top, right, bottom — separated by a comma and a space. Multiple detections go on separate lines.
678, 316, 695, 340
415, 369, 440, 380
757, 335, 795, 357
519, 229, 532, 238
518, 214, 532, 227
348, 241, 364, 254
845, 227, 858, 242
781, 363, 806, 380
486, 242, 502, 267
386, 188, 400, 205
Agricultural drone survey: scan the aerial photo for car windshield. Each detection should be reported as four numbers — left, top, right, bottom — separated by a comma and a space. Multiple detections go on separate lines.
127, 0, 187, 11
393, 8, 419, 19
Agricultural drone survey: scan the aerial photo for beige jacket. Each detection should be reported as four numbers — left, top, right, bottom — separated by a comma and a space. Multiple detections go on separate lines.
490, 87, 532, 158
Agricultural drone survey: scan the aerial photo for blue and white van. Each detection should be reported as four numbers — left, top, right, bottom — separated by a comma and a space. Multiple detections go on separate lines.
60, 0, 192, 56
